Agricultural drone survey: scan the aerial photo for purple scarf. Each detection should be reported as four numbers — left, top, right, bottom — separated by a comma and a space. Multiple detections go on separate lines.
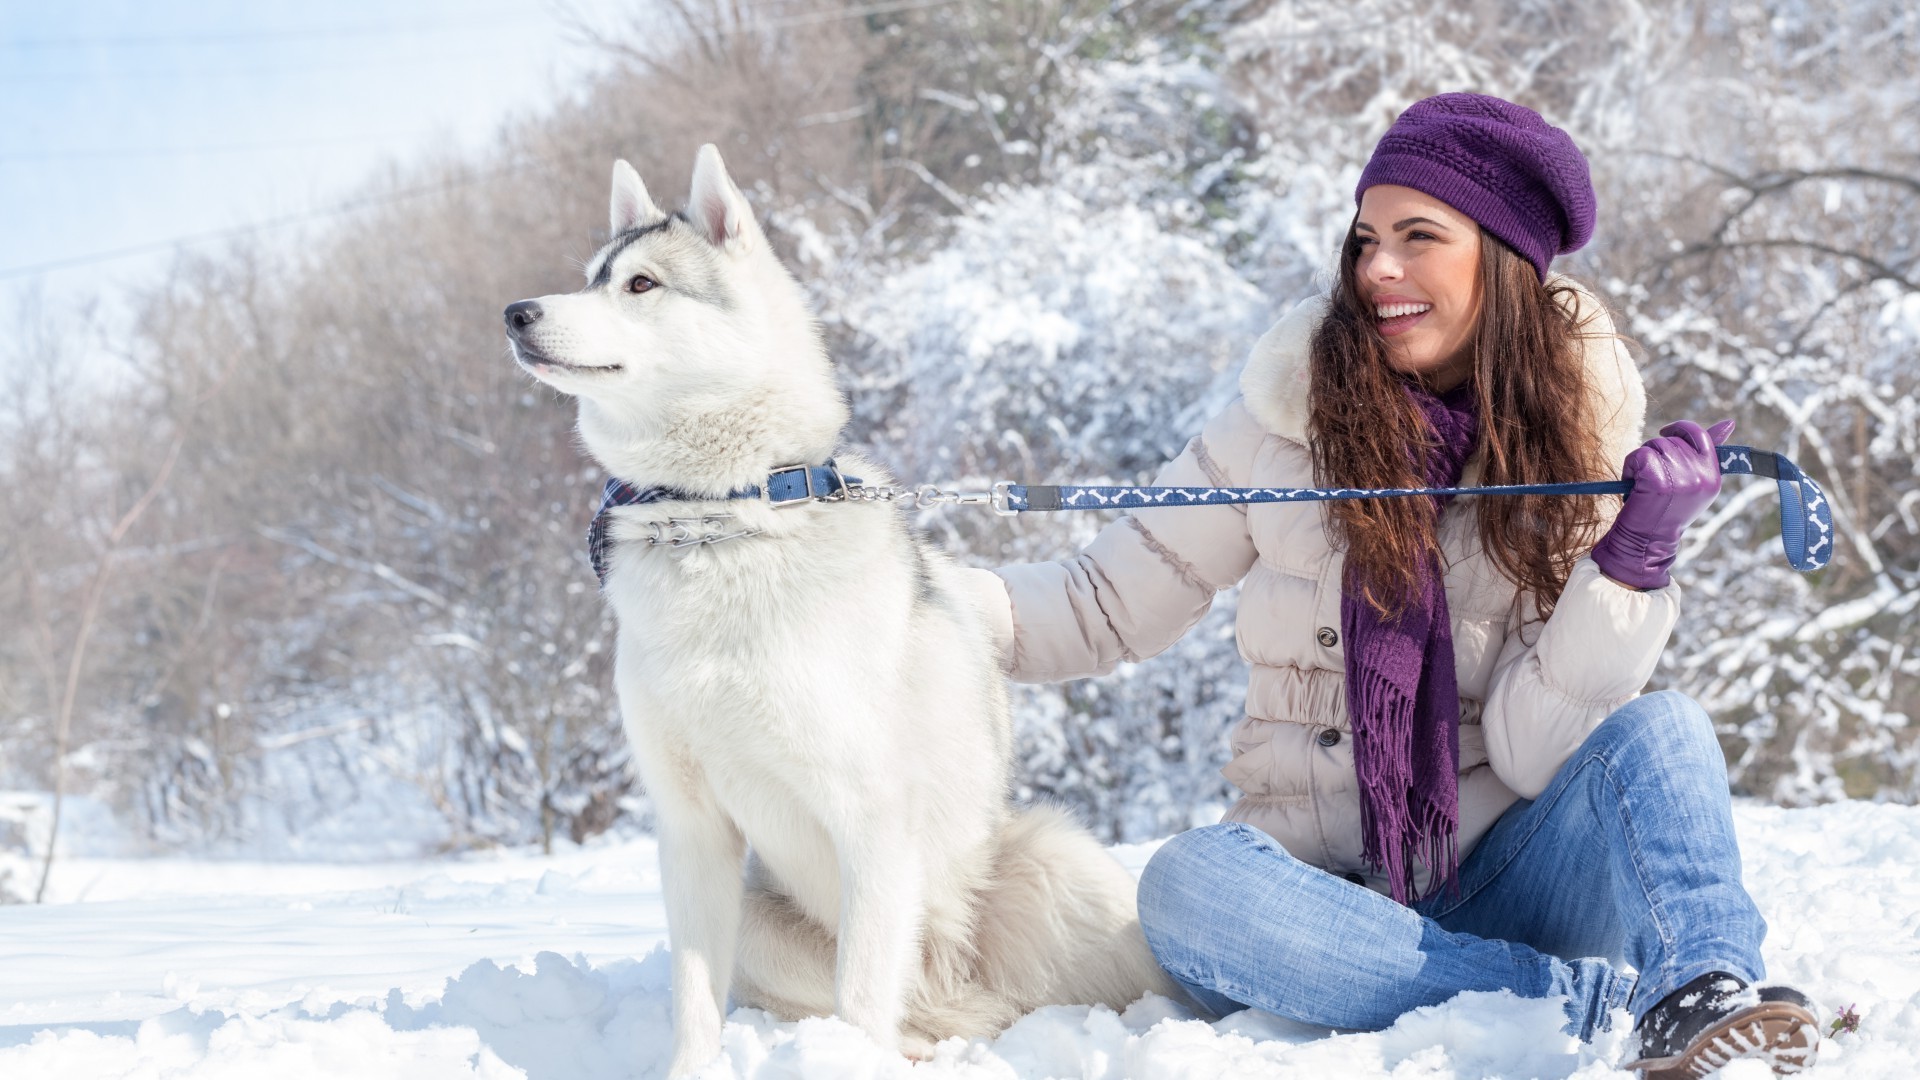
1341, 380, 1479, 904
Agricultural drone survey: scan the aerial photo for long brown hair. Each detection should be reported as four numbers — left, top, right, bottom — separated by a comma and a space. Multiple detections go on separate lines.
1308, 221, 1610, 620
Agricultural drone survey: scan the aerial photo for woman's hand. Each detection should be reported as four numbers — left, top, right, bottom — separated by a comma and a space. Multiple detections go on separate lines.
1590, 419, 1735, 591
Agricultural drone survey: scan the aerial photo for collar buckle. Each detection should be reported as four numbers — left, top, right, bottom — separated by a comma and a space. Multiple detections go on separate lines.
763, 463, 843, 508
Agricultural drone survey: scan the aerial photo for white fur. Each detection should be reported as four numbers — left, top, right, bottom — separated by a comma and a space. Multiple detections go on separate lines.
505, 146, 1177, 1077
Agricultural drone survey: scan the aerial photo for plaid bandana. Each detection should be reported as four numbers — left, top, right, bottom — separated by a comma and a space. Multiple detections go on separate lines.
587, 479, 720, 584
585, 462, 857, 584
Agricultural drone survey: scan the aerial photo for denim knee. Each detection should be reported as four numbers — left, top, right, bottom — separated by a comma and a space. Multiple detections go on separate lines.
1138, 823, 1265, 967
1585, 690, 1722, 768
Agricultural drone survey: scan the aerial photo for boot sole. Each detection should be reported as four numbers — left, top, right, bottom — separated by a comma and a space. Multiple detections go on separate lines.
1628, 1001, 1820, 1078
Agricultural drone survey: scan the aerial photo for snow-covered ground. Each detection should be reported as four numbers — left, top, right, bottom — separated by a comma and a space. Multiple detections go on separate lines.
3, 800, 1918, 1079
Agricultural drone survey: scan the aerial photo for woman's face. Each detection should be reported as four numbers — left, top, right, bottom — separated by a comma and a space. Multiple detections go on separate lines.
1353, 184, 1484, 392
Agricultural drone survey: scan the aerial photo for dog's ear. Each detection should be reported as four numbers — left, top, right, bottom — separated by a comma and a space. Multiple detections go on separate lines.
610, 159, 664, 235
687, 144, 757, 253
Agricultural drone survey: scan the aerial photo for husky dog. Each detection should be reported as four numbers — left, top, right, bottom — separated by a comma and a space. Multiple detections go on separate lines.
502, 146, 1178, 1077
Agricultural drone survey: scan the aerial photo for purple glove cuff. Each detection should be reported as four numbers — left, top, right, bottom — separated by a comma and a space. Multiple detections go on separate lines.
1590, 526, 1678, 591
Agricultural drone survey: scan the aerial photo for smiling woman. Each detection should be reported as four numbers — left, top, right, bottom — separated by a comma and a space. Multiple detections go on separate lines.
970, 90, 1823, 1079
1312, 181, 1603, 624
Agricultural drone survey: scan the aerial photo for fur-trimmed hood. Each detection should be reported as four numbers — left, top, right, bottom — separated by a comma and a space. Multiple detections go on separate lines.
1237, 279, 1648, 478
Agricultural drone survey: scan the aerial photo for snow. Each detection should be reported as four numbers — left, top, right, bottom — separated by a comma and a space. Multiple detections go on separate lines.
4, 801, 1917, 1079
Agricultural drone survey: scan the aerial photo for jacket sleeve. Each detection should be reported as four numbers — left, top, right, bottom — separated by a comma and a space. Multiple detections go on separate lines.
1480, 556, 1682, 798
957, 399, 1265, 684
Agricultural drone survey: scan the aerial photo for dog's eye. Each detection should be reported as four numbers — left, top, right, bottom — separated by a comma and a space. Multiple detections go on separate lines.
628, 275, 657, 294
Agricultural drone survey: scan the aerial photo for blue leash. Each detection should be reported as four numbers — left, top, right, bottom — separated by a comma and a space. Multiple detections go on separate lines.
996, 444, 1832, 573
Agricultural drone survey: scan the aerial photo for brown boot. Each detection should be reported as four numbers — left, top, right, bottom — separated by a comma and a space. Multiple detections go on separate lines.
1626, 972, 1820, 1078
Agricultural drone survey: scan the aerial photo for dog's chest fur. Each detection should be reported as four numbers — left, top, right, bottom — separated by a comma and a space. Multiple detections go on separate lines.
599, 474, 1008, 927
608, 503, 912, 722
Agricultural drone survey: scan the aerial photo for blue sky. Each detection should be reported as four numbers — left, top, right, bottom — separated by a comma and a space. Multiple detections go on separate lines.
1, 0, 630, 311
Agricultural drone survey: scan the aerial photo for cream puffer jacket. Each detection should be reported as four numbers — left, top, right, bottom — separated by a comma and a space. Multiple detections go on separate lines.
960, 284, 1681, 894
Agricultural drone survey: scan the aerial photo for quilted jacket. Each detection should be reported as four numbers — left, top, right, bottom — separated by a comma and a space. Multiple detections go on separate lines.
960, 283, 1680, 894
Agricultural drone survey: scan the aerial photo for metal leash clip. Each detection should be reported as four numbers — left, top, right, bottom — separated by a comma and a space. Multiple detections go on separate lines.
913, 482, 1018, 517
837, 481, 909, 504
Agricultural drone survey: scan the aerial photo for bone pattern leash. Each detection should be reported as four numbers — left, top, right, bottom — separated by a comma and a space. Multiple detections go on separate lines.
588, 445, 1833, 583
995, 445, 1832, 573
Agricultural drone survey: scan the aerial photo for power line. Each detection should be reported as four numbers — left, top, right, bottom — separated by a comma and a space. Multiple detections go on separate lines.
0, 2, 969, 279
2, 11, 545, 49
0, 133, 429, 164
0, 153, 596, 282
0, 46, 527, 84
0, 0, 924, 51
2, 2, 962, 82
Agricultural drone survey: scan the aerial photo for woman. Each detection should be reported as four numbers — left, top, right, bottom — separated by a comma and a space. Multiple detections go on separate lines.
959, 93, 1819, 1076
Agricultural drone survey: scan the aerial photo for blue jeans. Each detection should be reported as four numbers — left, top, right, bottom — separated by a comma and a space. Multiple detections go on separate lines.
1137, 691, 1766, 1041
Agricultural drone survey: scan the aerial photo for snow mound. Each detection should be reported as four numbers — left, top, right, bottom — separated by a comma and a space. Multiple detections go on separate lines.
0, 955, 1627, 1080
0, 1009, 519, 1079
4, 801, 1918, 1078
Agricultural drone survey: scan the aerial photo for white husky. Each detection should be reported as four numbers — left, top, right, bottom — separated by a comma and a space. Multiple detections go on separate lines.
503, 146, 1179, 1076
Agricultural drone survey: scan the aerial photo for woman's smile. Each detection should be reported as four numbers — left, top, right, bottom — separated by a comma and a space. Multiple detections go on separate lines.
1373, 294, 1433, 336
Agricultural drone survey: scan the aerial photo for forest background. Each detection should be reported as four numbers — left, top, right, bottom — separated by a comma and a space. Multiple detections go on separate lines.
4, 0, 1917, 891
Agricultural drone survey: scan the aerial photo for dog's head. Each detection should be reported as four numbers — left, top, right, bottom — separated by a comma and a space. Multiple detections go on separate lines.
503, 146, 846, 483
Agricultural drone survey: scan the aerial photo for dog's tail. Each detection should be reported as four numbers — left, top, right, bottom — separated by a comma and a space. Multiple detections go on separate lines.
964, 804, 1183, 1016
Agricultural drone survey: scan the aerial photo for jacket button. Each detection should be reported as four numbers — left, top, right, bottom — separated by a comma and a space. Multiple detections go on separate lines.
1344, 872, 1367, 886
1317, 727, 1341, 747
1316, 627, 1339, 648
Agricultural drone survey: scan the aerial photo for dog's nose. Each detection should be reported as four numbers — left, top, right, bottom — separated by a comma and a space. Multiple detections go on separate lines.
503, 300, 544, 336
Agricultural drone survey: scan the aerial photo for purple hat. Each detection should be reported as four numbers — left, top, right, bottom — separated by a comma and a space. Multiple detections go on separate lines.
1355, 93, 1595, 281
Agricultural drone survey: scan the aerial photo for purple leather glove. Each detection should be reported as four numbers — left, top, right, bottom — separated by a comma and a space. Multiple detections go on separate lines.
1590, 418, 1736, 590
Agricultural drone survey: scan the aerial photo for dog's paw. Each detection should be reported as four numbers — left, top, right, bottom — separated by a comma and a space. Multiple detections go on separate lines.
899, 1032, 940, 1061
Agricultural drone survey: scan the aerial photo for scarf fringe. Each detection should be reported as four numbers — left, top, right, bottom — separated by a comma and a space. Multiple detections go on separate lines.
1348, 665, 1459, 905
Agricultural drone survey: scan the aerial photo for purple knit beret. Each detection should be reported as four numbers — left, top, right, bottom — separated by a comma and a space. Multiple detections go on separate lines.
1355, 93, 1595, 281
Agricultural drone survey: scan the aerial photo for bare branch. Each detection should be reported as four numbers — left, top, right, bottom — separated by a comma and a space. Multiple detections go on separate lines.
882, 157, 970, 212
254, 526, 450, 610
35, 438, 182, 903
1662, 237, 1920, 293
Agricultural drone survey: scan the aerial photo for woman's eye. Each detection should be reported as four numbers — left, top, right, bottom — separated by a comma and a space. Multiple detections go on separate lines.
628, 275, 657, 293
1408, 231, 1436, 241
